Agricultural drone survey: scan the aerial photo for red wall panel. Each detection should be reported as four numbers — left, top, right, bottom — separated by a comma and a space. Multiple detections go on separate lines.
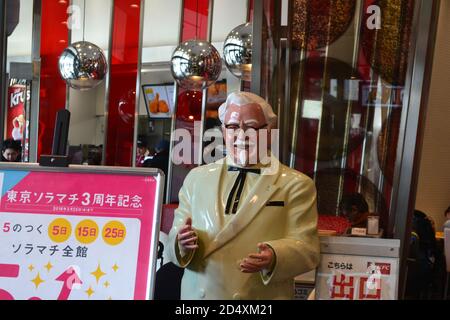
105, 0, 141, 166
38, 0, 69, 157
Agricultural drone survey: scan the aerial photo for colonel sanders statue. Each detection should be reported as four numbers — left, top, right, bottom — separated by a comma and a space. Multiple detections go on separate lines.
168, 92, 320, 299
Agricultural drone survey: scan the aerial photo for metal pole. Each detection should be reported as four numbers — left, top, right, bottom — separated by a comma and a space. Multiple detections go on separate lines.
195, 0, 214, 167
250, 0, 263, 96
278, 0, 297, 168
132, 0, 146, 168
390, 0, 440, 299
0, 0, 7, 143
101, 0, 115, 166
29, 0, 42, 163
288, 0, 308, 169
166, 0, 185, 203
336, 0, 365, 214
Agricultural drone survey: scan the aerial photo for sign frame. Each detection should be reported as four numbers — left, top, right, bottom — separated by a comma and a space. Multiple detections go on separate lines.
315, 236, 400, 300
0, 163, 164, 300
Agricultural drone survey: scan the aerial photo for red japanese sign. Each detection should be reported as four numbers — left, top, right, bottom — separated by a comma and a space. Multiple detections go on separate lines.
316, 253, 399, 300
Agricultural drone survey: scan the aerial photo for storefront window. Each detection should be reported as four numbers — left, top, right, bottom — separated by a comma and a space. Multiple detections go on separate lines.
167, 0, 249, 203
5, 0, 33, 162
136, 0, 182, 197
256, 0, 416, 238
67, 0, 112, 165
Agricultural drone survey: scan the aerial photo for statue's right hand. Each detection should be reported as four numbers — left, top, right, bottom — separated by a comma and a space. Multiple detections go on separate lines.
177, 217, 198, 252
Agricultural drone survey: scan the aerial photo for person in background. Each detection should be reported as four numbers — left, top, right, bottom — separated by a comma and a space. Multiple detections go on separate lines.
1, 138, 21, 162
203, 117, 225, 161
143, 139, 170, 177
338, 193, 372, 228
406, 210, 437, 299
136, 137, 150, 167
442, 206, 450, 231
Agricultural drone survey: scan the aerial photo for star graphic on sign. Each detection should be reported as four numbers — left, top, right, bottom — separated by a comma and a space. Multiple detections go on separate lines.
104, 281, 110, 288
31, 273, 45, 289
28, 264, 34, 272
85, 286, 95, 298
44, 262, 53, 272
112, 263, 120, 272
91, 264, 107, 283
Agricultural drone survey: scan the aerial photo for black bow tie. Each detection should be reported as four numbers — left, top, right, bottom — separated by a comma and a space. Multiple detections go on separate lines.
228, 166, 261, 174
225, 166, 261, 214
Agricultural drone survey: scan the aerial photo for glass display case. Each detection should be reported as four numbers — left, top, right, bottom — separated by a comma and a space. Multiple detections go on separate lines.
250, 0, 439, 297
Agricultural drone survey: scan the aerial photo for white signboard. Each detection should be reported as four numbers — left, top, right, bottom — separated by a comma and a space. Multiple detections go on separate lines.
315, 253, 399, 300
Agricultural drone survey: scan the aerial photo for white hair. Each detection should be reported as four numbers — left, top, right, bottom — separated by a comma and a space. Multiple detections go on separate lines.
218, 92, 278, 127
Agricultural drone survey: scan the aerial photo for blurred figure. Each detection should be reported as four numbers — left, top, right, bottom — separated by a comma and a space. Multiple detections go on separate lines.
87, 145, 102, 165
136, 137, 150, 167
339, 193, 371, 228
1, 138, 21, 162
143, 139, 170, 177
144, 139, 170, 201
406, 210, 437, 299
445, 206, 450, 223
203, 117, 225, 162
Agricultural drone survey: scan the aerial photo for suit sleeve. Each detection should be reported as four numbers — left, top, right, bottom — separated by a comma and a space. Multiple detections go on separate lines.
167, 172, 197, 268
263, 177, 320, 285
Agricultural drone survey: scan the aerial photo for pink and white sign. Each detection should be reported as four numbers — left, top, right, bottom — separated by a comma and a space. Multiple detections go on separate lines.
0, 168, 162, 300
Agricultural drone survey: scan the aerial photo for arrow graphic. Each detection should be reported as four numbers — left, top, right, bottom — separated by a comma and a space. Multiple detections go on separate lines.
55, 267, 82, 300
0, 264, 19, 278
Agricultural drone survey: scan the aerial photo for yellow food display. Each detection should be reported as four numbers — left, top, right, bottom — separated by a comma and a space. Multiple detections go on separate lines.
158, 99, 169, 113
149, 93, 159, 113
149, 93, 170, 114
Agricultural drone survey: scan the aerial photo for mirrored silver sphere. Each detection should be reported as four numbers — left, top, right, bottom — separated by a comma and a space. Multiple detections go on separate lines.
223, 23, 253, 81
58, 41, 108, 91
171, 40, 222, 91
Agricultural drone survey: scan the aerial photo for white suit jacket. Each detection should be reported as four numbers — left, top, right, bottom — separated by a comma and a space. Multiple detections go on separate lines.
168, 157, 320, 300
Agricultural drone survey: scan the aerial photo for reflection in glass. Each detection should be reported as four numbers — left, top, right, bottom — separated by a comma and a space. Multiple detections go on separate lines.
254, 0, 418, 237
67, 0, 113, 165
292, 0, 356, 50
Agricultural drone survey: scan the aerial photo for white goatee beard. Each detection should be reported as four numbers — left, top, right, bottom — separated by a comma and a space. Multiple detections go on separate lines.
238, 149, 248, 166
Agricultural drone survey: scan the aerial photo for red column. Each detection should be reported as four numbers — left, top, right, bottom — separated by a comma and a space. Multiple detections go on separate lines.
181, 0, 210, 41
247, 0, 254, 22
105, 0, 142, 166
38, 0, 69, 158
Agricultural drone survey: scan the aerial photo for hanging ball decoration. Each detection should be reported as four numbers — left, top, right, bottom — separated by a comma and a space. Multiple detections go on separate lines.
58, 41, 108, 91
223, 22, 253, 81
171, 39, 222, 91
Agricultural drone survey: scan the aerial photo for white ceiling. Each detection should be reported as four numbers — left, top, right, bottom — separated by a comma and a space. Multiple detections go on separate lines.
7, 0, 33, 57
7, 0, 248, 63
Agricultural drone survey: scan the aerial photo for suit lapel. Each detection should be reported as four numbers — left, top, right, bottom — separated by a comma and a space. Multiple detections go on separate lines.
197, 159, 226, 237
203, 158, 281, 259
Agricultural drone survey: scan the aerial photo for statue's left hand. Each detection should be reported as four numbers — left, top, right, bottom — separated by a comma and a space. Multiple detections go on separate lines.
240, 243, 274, 273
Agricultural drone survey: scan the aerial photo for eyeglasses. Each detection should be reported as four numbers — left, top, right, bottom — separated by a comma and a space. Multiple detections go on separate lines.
224, 123, 268, 132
